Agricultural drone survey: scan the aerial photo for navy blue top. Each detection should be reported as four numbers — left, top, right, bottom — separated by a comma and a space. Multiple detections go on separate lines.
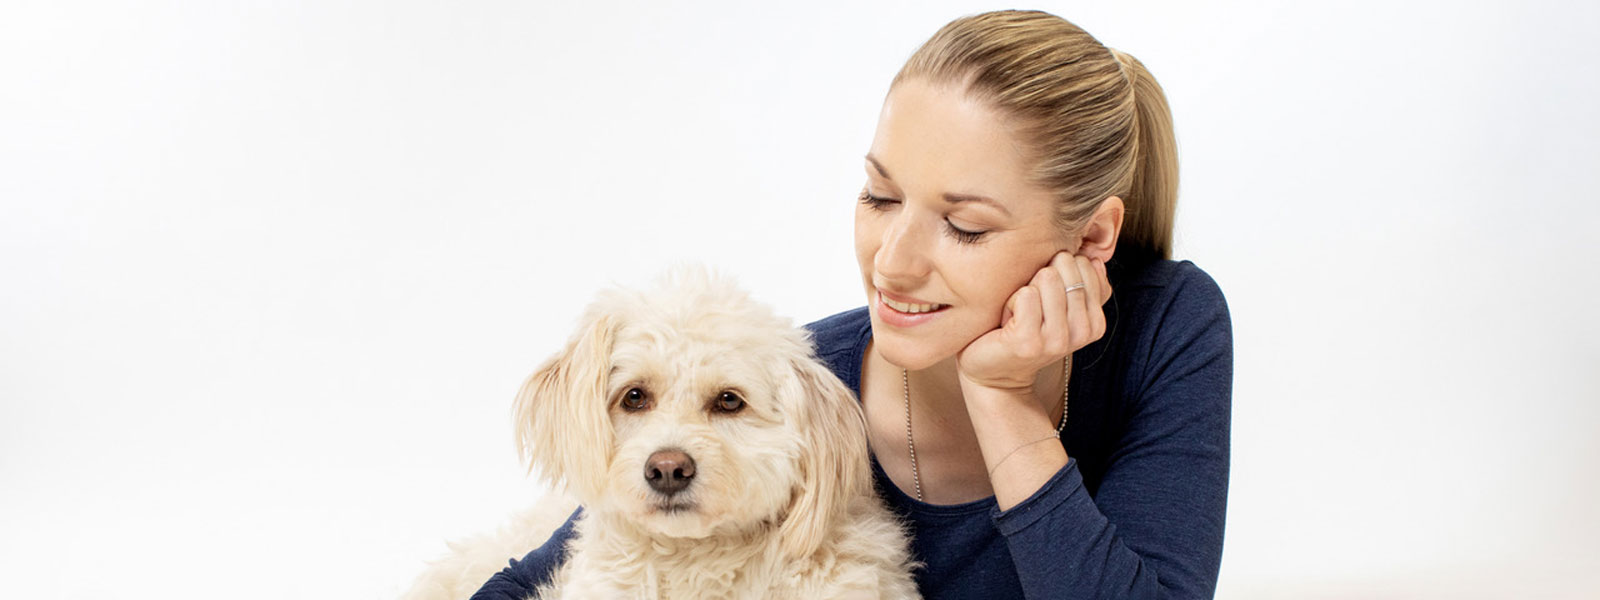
472, 258, 1232, 599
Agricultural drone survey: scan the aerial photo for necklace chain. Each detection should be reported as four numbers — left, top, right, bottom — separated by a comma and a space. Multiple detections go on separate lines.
902, 356, 1070, 502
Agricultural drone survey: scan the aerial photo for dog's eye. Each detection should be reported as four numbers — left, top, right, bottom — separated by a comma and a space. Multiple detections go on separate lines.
621, 387, 650, 411
713, 391, 745, 413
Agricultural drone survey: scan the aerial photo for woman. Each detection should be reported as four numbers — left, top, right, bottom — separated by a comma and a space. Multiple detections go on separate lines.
476, 9, 1230, 599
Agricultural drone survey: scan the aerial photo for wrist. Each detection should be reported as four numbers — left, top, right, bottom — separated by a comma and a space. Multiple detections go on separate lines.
955, 372, 1034, 402
988, 436, 1068, 511
986, 433, 1060, 477
957, 378, 1058, 448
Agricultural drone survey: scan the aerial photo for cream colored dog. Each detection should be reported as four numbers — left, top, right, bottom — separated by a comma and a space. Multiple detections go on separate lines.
407, 270, 919, 599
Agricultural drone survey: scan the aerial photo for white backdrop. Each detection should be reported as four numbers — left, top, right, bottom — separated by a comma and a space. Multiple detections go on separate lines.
3, 1, 1597, 598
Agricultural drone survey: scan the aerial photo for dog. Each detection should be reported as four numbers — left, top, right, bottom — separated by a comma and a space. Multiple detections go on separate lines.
405, 268, 919, 599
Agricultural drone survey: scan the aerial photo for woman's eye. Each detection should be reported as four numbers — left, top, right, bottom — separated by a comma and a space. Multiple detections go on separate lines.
861, 188, 987, 243
944, 220, 988, 244
858, 190, 899, 211
713, 391, 745, 413
621, 388, 650, 411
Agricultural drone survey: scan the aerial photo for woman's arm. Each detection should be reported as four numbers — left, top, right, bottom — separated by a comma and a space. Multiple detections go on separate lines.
469, 508, 583, 600
957, 252, 1115, 511
994, 264, 1232, 599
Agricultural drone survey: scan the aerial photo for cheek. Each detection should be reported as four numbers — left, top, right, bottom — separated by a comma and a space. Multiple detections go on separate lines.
609, 414, 645, 452
853, 210, 878, 262
720, 424, 804, 509
605, 420, 649, 482
956, 249, 1047, 314
853, 217, 884, 290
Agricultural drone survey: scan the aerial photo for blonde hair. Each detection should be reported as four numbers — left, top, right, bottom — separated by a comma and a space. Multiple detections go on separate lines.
892, 10, 1178, 262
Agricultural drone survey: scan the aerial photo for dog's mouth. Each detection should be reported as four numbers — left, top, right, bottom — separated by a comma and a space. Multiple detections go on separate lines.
652, 500, 698, 515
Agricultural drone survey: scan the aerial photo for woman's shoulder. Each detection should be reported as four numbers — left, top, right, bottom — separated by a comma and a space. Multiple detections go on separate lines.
801, 307, 871, 392
802, 307, 870, 350
1114, 258, 1229, 322
1110, 258, 1232, 397
1116, 257, 1222, 290
1100, 258, 1231, 391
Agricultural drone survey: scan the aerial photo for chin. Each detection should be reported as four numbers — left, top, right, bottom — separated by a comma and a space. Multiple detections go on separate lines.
869, 327, 949, 372
867, 308, 984, 372
635, 502, 720, 538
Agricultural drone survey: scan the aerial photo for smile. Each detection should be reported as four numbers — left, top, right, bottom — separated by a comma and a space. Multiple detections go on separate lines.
881, 294, 947, 314
876, 290, 950, 328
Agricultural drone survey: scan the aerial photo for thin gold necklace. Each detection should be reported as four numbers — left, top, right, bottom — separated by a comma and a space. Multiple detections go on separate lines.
901, 356, 1070, 502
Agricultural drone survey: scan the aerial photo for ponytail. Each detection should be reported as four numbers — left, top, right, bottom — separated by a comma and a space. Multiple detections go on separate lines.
1111, 49, 1178, 263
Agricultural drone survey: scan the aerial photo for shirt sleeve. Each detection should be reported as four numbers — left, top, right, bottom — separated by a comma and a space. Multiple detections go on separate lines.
992, 266, 1232, 599
469, 508, 583, 600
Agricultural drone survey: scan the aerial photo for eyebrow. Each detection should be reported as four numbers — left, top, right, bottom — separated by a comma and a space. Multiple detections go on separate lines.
865, 153, 1013, 218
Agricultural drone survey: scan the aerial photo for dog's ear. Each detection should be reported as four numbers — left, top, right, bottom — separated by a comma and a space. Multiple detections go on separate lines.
512, 310, 620, 502
777, 351, 872, 560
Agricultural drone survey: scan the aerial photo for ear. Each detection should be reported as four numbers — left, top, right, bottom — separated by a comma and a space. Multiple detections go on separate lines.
512, 310, 619, 503
1075, 195, 1125, 263
777, 352, 871, 560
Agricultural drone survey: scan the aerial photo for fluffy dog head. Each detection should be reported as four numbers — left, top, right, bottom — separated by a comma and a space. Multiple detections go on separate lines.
513, 268, 869, 558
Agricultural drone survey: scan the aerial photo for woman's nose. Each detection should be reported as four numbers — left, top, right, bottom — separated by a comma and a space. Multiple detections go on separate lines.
875, 211, 931, 281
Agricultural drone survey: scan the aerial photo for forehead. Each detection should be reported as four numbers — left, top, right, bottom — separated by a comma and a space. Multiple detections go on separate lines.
607, 318, 785, 387
869, 79, 1048, 210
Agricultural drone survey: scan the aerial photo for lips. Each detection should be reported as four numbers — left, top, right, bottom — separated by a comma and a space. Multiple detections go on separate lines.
875, 289, 949, 327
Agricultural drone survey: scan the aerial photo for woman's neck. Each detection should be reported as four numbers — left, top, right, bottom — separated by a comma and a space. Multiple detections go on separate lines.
865, 342, 1068, 442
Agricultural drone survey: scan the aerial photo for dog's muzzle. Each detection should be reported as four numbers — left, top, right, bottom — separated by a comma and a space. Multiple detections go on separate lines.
644, 448, 696, 496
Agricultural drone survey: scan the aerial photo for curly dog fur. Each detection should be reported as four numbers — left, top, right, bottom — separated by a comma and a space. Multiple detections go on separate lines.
405, 269, 918, 599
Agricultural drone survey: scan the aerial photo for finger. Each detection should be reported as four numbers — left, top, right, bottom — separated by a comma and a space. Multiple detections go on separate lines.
1053, 253, 1092, 352
1072, 255, 1102, 307
1034, 259, 1069, 355
1008, 285, 1043, 358
1073, 255, 1107, 342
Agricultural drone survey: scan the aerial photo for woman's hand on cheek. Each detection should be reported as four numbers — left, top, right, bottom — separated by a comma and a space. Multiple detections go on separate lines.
955, 251, 1112, 392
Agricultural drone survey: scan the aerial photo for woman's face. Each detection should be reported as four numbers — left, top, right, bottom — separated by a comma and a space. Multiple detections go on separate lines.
855, 78, 1074, 371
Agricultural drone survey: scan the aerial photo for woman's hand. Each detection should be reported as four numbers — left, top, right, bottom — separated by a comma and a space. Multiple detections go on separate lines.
955, 251, 1112, 391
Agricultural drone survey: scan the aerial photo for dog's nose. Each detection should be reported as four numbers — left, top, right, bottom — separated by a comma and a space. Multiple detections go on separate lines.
644, 449, 696, 496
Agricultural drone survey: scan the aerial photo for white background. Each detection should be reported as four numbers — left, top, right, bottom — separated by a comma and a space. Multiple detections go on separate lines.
3, 1, 1597, 598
